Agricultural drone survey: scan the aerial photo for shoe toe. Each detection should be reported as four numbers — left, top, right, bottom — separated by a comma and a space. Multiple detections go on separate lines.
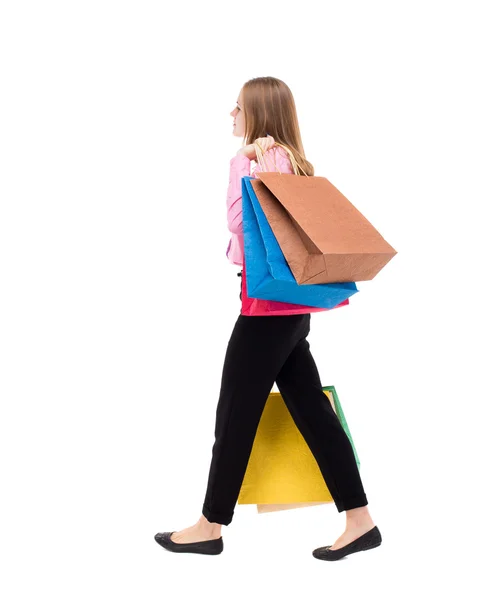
312, 545, 332, 558
154, 531, 174, 547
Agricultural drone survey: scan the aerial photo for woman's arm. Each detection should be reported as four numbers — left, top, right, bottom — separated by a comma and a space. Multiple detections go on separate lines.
226, 146, 294, 235
226, 154, 251, 234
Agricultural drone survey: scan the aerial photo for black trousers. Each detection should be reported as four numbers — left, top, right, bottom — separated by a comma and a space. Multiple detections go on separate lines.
201, 272, 368, 525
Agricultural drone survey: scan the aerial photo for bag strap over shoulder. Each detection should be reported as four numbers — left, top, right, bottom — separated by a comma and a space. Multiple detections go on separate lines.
254, 141, 310, 177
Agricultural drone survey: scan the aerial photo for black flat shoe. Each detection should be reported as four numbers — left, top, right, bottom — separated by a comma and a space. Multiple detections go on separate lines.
154, 531, 224, 555
312, 525, 382, 561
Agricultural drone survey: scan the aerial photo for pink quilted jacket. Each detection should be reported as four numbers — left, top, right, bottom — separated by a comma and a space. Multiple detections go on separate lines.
225, 145, 295, 266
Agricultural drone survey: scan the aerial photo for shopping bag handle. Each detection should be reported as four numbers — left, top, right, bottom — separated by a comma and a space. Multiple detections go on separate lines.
254, 139, 310, 177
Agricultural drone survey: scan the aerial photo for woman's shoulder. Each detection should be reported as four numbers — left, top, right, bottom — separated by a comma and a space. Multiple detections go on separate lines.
264, 145, 291, 161
252, 145, 294, 175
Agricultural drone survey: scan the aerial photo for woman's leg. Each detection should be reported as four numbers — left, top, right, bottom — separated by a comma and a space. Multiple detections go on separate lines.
275, 335, 368, 511
275, 332, 376, 549
167, 312, 311, 544
202, 312, 310, 525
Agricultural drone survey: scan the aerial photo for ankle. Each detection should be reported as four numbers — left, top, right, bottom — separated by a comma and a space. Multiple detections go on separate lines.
345, 506, 374, 528
198, 514, 222, 533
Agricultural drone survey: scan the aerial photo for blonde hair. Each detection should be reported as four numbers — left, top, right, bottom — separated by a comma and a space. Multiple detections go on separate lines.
241, 76, 314, 176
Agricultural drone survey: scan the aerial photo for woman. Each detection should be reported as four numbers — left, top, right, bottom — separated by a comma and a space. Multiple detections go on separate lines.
155, 77, 382, 561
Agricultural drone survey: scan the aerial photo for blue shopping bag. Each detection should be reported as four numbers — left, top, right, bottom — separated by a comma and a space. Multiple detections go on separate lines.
242, 176, 358, 309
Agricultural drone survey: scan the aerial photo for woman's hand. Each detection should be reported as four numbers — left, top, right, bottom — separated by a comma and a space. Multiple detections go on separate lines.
236, 135, 275, 159
236, 144, 256, 159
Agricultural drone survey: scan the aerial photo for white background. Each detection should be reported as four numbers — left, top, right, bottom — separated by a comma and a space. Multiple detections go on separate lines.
1, 1, 489, 598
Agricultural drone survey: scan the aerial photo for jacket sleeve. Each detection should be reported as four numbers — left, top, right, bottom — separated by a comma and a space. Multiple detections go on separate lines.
226, 154, 251, 234
226, 147, 294, 235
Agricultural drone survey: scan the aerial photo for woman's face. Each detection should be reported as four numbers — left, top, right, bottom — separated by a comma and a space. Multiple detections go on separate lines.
230, 88, 245, 138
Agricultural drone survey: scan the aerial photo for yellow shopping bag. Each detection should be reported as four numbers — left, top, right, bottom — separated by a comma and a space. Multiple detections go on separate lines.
237, 386, 361, 513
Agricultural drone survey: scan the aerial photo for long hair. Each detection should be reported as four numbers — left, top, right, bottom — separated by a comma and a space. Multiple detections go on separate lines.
241, 77, 314, 176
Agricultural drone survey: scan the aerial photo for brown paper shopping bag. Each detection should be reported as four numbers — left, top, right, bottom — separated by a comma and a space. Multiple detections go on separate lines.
251, 142, 397, 284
